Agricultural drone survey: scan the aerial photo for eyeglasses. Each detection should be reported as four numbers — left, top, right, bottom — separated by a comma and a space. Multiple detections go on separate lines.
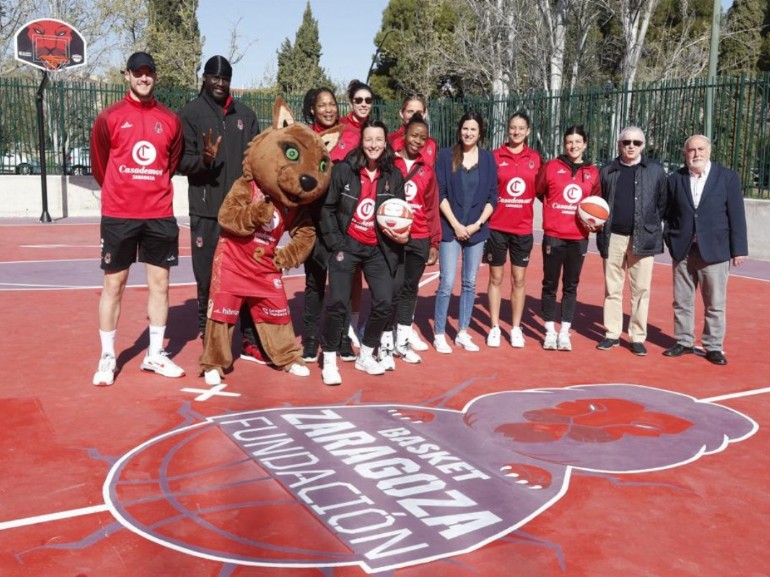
621, 139, 644, 147
353, 97, 373, 104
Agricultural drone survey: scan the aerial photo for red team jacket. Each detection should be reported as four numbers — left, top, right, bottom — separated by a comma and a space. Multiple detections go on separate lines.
312, 122, 360, 163
536, 156, 601, 240
393, 149, 441, 249
91, 94, 183, 219
489, 144, 542, 236
388, 125, 438, 168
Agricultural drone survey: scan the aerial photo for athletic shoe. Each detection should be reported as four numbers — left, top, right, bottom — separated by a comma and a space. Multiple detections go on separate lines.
409, 328, 430, 352
395, 343, 422, 364
631, 342, 648, 356
322, 361, 342, 386
486, 326, 501, 347
347, 324, 361, 348
378, 349, 396, 371
140, 350, 185, 378
543, 331, 558, 350
433, 334, 452, 354
302, 339, 319, 363
455, 331, 480, 352
355, 354, 385, 375
92, 353, 116, 386
596, 338, 620, 351
287, 363, 310, 377
204, 369, 221, 386
240, 340, 267, 365
510, 327, 525, 348
557, 332, 572, 351
339, 339, 357, 362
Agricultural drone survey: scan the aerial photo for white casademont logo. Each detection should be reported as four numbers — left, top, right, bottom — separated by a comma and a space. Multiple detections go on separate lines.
505, 177, 526, 198
562, 183, 583, 204
132, 141, 157, 166
404, 181, 418, 202
356, 198, 375, 222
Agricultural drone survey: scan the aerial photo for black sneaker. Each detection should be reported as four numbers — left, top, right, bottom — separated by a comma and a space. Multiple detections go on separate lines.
596, 338, 620, 350
302, 339, 319, 363
631, 342, 648, 356
339, 338, 357, 362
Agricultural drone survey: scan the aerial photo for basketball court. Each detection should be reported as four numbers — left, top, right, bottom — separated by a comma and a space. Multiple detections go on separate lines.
1, 217, 768, 577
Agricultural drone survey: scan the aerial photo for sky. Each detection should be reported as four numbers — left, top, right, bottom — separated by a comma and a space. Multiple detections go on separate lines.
197, 0, 391, 89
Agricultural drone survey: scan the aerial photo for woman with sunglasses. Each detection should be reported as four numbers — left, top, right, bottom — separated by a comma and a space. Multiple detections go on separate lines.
535, 124, 601, 351
433, 111, 497, 354
340, 79, 374, 130
299, 87, 361, 364
318, 121, 408, 386
485, 111, 542, 349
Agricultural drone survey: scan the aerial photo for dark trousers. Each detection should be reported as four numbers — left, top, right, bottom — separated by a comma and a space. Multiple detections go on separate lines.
322, 239, 394, 351
390, 237, 430, 328
540, 234, 588, 324
190, 215, 256, 342
302, 251, 353, 347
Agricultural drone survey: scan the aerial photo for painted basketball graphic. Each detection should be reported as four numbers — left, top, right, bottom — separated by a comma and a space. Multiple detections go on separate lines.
104, 384, 756, 574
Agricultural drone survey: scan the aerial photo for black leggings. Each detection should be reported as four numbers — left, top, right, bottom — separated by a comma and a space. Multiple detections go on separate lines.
540, 234, 588, 324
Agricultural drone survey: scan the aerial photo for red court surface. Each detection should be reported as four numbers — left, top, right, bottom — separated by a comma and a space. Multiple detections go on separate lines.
1, 218, 769, 577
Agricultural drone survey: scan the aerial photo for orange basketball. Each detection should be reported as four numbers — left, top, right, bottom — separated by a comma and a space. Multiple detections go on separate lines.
376, 198, 413, 234
578, 196, 610, 226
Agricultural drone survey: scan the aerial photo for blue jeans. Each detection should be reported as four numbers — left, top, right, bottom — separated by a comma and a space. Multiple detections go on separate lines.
434, 239, 484, 335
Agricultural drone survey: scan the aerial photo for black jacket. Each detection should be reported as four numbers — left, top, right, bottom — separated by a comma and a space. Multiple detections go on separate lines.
178, 91, 260, 218
318, 159, 406, 273
597, 156, 667, 258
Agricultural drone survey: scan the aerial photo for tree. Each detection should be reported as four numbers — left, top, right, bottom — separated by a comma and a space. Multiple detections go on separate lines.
719, 0, 767, 74
276, 1, 334, 95
146, 0, 202, 89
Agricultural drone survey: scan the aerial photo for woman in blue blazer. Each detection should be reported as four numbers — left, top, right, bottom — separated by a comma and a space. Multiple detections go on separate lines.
433, 111, 497, 353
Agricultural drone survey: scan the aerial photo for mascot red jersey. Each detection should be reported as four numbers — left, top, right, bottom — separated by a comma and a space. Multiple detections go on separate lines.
200, 98, 342, 383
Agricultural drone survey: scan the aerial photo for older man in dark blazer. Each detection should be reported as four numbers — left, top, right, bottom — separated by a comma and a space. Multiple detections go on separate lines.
663, 134, 748, 365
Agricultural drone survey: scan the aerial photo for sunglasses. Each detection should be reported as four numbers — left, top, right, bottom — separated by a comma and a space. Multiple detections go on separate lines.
353, 97, 373, 104
622, 139, 644, 147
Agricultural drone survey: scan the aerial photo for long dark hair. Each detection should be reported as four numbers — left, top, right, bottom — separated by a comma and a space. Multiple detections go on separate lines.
452, 110, 485, 172
302, 87, 337, 125
346, 79, 374, 102
346, 120, 395, 171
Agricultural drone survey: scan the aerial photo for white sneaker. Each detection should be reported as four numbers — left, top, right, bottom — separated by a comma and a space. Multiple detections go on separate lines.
487, 326, 501, 347
140, 350, 185, 378
557, 331, 572, 351
433, 334, 452, 354
395, 344, 422, 364
287, 363, 310, 377
543, 331, 558, 350
347, 324, 361, 348
378, 350, 396, 371
409, 328, 429, 352
510, 327, 525, 348
356, 353, 385, 375
322, 353, 341, 386
204, 369, 221, 386
92, 353, 116, 386
455, 331, 480, 352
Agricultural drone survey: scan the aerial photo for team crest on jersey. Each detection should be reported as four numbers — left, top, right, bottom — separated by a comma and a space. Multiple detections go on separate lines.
154, 122, 162, 134
339, 141, 347, 149
260, 208, 281, 233
356, 198, 375, 221
528, 160, 536, 170
506, 177, 526, 197
273, 278, 283, 289
104, 252, 111, 264
195, 236, 203, 248
562, 183, 583, 204
404, 181, 418, 202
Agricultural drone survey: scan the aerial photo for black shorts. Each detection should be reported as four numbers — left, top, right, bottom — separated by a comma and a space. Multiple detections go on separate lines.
483, 229, 534, 268
100, 216, 179, 271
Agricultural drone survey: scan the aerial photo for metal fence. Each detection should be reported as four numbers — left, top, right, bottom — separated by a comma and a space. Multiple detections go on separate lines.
1, 73, 768, 197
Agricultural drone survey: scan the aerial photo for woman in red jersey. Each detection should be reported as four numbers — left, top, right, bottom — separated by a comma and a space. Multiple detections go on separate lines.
300, 87, 360, 364
340, 79, 374, 131
379, 113, 441, 367
388, 93, 438, 168
536, 124, 601, 352
485, 112, 542, 349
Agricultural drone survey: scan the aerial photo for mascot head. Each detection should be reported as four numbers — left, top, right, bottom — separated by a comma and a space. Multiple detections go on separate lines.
242, 97, 343, 209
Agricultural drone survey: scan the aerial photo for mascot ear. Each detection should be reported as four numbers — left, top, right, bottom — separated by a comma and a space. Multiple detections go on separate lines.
320, 125, 345, 153
273, 97, 295, 130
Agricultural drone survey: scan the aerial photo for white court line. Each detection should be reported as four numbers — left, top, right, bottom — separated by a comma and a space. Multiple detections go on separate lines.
0, 504, 110, 531
702, 386, 770, 403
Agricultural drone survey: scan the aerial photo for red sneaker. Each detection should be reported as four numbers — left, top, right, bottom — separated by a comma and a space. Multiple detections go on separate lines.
240, 340, 268, 365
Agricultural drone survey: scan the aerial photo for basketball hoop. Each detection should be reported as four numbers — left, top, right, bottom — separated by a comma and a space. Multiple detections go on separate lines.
14, 18, 87, 72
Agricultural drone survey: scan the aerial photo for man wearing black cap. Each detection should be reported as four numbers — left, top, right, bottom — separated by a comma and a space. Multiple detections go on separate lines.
178, 55, 262, 361
90, 51, 185, 386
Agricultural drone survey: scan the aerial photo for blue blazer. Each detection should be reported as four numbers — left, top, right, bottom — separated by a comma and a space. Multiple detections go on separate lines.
665, 162, 748, 263
435, 147, 498, 244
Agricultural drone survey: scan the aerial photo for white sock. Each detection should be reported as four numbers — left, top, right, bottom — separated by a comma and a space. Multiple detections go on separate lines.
396, 324, 410, 348
148, 325, 166, 356
512, 325, 522, 334
360, 344, 375, 359
560, 322, 571, 334
100, 329, 116, 357
323, 351, 337, 368
545, 321, 555, 334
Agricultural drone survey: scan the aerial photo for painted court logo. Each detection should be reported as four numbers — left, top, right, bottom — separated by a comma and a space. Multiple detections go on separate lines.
103, 384, 756, 573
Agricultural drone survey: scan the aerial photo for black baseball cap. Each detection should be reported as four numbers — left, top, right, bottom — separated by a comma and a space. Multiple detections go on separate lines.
125, 51, 156, 73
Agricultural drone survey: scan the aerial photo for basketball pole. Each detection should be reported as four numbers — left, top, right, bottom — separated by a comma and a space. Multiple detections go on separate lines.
36, 69, 52, 223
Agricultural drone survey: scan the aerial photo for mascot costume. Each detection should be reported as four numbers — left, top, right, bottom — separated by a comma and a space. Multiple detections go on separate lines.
200, 98, 342, 384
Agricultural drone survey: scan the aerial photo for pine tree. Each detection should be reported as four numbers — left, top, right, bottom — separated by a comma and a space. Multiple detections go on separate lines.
276, 2, 334, 95
145, 0, 202, 89
719, 0, 767, 74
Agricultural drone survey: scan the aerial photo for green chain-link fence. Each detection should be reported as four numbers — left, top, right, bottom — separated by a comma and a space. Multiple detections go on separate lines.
1, 73, 768, 197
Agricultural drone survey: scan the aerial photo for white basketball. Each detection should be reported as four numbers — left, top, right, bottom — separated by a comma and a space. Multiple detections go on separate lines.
376, 198, 414, 234
577, 195, 610, 227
